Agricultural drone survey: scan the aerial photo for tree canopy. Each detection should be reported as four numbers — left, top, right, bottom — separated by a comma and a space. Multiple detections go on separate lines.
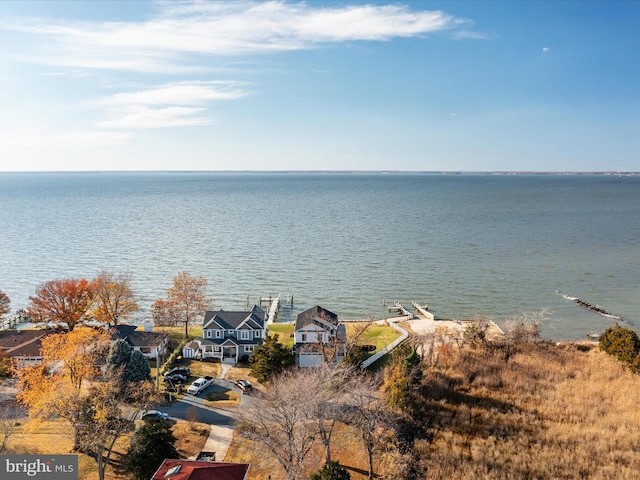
0, 289, 9, 320
152, 271, 213, 338
27, 278, 95, 331
127, 420, 178, 480
248, 334, 295, 383
91, 271, 139, 327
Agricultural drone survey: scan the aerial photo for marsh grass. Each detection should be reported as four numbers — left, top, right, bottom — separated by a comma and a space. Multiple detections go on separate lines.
226, 341, 640, 479
420, 342, 640, 478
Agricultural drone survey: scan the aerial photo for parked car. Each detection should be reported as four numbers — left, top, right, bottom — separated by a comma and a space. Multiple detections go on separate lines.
164, 367, 190, 379
187, 376, 214, 395
163, 373, 188, 383
141, 410, 169, 421
235, 379, 253, 393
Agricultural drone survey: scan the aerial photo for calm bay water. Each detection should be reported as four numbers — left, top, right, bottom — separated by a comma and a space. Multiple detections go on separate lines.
0, 172, 638, 339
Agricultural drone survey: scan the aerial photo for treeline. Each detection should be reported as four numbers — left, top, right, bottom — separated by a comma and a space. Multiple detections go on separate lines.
0, 271, 213, 337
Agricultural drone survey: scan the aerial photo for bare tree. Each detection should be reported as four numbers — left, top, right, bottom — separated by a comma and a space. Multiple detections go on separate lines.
311, 363, 356, 465
342, 372, 388, 480
238, 368, 321, 480
0, 403, 23, 453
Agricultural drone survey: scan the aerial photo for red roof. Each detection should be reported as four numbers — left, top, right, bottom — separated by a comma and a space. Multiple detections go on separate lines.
151, 460, 249, 480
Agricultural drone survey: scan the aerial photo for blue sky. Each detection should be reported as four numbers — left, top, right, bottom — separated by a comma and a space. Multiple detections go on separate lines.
0, 0, 638, 172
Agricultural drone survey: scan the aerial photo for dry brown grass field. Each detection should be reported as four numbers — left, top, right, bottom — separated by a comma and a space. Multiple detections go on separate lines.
418, 341, 640, 479
226, 341, 640, 479
5, 417, 210, 480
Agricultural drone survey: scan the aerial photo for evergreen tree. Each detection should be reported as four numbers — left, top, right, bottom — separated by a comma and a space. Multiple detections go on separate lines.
124, 350, 152, 383
309, 460, 351, 480
106, 339, 132, 369
384, 347, 423, 416
127, 420, 178, 480
249, 334, 295, 383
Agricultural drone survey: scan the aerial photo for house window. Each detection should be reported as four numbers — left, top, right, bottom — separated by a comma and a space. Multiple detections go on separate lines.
228, 330, 234, 335
240, 330, 249, 340
244, 346, 254, 353
206, 330, 212, 338
255, 330, 262, 338
214, 346, 221, 352
215, 330, 222, 339
301, 333, 307, 342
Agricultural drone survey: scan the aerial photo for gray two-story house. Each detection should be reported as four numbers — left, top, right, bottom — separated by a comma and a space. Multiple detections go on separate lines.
183, 305, 268, 363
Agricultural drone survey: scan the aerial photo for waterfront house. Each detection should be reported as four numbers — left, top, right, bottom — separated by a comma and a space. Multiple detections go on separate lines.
182, 305, 267, 363
294, 305, 346, 367
111, 324, 169, 361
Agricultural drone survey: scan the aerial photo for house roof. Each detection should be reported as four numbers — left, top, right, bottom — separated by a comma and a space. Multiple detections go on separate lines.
295, 305, 338, 331
111, 325, 168, 348
203, 305, 265, 331
151, 460, 249, 480
0, 329, 55, 357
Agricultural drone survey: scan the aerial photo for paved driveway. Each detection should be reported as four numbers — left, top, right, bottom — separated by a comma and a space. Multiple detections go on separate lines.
161, 378, 246, 460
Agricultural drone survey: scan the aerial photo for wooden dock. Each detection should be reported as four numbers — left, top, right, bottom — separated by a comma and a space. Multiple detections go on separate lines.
260, 296, 281, 325
388, 302, 414, 320
412, 302, 434, 320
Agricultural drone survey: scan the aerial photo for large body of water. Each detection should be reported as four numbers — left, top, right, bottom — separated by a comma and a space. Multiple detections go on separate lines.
0, 172, 638, 339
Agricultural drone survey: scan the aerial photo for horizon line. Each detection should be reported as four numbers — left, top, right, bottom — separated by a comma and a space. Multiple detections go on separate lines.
1, 170, 639, 175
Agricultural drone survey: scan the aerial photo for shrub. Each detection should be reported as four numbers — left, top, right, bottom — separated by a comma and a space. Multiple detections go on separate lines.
160, 339, 189, 375
599, 324, 640, 365
309, 461, 351, 480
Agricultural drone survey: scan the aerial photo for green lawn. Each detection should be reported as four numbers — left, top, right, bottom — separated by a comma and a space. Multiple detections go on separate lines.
267, 323, 295, 349
267, 321, 401, 353
346, 322, 401, 351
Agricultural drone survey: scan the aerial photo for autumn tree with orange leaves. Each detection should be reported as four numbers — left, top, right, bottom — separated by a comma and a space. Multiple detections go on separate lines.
17, 327, 112, 445
152, 272, 213, 338
91, 271, 139, 327
27, 278, 95, 331
18, 326, 157, 480
0, 289, 10, 320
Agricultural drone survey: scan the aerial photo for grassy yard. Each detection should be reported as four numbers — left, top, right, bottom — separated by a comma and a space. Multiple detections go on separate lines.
347, 322, 401, 352
267, 322, 295, 348
225, 421, 373, 479
5, 417, 209, 480
267, 321, 401, 353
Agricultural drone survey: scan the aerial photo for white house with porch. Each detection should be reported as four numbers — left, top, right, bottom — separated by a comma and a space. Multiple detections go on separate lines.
294, 305, 346, 367
182, 305, 267, 363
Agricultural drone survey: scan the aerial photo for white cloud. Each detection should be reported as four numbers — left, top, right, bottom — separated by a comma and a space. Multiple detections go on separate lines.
5, 1, 467, 73
542, 46, 550, 53
101, 81, 250, 106
98, 106, 212, 129
92, 81, 250, 128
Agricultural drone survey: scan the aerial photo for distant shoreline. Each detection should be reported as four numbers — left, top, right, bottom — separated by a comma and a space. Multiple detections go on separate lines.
1, 170, 639, 176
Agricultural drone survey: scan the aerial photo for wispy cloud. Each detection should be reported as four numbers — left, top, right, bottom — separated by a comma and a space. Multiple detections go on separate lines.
98, 106, 211, 129
0, 1, 481, 141
92, 81, 251, 128
5, 1, 468, 73
100, 81, 251, 106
